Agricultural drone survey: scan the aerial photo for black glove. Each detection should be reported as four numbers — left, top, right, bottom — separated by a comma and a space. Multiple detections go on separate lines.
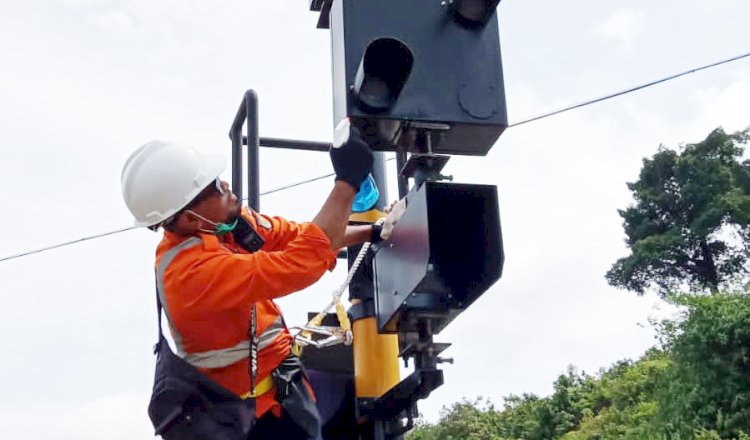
370, 223, 384, 243
330, 119, 374, 190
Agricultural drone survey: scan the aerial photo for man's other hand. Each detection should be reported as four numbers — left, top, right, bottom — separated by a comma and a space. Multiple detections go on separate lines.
330, 118, 373, 190
380, 198, 407, 240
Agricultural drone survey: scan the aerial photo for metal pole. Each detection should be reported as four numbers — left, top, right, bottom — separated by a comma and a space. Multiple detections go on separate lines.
353, 150, 402, 440
229, 104, 246, 205
371, 152, 388, 210
374, 421, 386, 440
244, 91, 260, 211
396, 148, 409, 198
228, 90, 260, 212
256, 137, 331, 152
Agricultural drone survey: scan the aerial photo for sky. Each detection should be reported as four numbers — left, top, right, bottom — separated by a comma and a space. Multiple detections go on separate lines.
0, 0, 749, 438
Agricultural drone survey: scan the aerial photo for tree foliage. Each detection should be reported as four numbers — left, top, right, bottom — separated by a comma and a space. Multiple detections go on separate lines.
657, 293, 750, 439
408, 292, 750, 440
607, 127, 750, 296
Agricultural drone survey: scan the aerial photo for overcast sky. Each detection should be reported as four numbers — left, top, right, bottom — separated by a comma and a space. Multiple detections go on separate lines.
1, 0, 749, 438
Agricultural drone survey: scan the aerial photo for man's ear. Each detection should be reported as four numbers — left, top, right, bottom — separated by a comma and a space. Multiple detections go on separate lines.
174, 211, 203, 234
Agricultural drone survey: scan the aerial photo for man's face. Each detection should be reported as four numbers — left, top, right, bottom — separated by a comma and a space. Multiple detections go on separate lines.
173, 179, 241, 234
192, 179, 241, 223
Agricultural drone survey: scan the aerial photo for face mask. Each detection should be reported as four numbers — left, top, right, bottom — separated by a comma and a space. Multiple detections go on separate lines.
187, 210, 238, 236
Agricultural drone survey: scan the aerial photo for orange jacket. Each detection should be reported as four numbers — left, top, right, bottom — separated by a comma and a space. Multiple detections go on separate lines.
155, 208, 337, 418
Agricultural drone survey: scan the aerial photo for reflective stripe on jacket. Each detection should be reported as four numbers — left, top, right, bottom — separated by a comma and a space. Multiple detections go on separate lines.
155, 207, 337, 418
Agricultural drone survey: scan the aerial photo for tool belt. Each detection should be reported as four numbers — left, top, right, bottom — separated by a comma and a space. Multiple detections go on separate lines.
270, 354, 322, 440
148, 336, 256, 440
147, 342, 319, 440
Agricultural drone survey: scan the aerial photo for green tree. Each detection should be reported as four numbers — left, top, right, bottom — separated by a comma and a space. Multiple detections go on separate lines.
563, 350, 669, 440
657, 292, 750, 439
408, 398, 505, 440
607, 127, 750, 295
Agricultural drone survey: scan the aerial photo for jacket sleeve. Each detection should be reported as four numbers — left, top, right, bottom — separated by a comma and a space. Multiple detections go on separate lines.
181, 222, 338, 311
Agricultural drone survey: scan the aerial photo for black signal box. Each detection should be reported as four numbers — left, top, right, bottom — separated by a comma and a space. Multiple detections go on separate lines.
327, 0, 508, 156
373, 181, 504, 334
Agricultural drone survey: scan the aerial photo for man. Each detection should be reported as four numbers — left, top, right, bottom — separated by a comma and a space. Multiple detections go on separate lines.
121, 125, 381, 439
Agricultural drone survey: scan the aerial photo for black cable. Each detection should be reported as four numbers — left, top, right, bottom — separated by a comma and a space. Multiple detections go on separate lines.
509, 52, 750, 128
254, 172, 335, 198
0, 160, 393, 263
246, 157, 396, 200
0, 226, 138, 263
1, 51, 748, 263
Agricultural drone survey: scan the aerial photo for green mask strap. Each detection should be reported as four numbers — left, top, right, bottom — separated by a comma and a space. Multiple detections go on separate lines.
214, 218, 238, 236
187, 210, 238, 237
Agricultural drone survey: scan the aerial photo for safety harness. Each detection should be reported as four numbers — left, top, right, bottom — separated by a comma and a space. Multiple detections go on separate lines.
291, 219, 383, 354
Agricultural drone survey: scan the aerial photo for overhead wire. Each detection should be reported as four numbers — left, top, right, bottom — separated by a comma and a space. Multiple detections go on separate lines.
0, 226, 139, 263
0, 180, 348, 263
245, 157, 396, 198
508, 51, 750, 128
0, 159, 400, 263
1, 51, 748, 263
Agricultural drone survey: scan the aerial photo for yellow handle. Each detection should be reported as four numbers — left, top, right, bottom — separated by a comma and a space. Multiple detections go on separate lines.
335, 300, 351, 333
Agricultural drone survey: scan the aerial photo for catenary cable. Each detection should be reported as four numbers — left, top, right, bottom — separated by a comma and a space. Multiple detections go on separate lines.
0, 181, 342, 263
508, 51, 750, 128
1, 51, 748, 263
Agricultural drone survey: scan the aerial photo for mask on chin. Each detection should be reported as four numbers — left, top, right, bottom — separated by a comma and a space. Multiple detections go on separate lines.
187, 211, 239, 236
187, 210, 265, 252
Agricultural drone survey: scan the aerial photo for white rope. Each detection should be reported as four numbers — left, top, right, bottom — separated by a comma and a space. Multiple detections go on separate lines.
294, 219, 385, 349
319, 240, 374, 316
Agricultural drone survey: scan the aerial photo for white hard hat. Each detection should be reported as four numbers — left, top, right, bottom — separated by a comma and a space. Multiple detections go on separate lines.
121, 140, 226, 227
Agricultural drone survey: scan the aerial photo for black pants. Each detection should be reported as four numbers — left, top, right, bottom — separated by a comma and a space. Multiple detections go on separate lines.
248, 409, 322, 440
